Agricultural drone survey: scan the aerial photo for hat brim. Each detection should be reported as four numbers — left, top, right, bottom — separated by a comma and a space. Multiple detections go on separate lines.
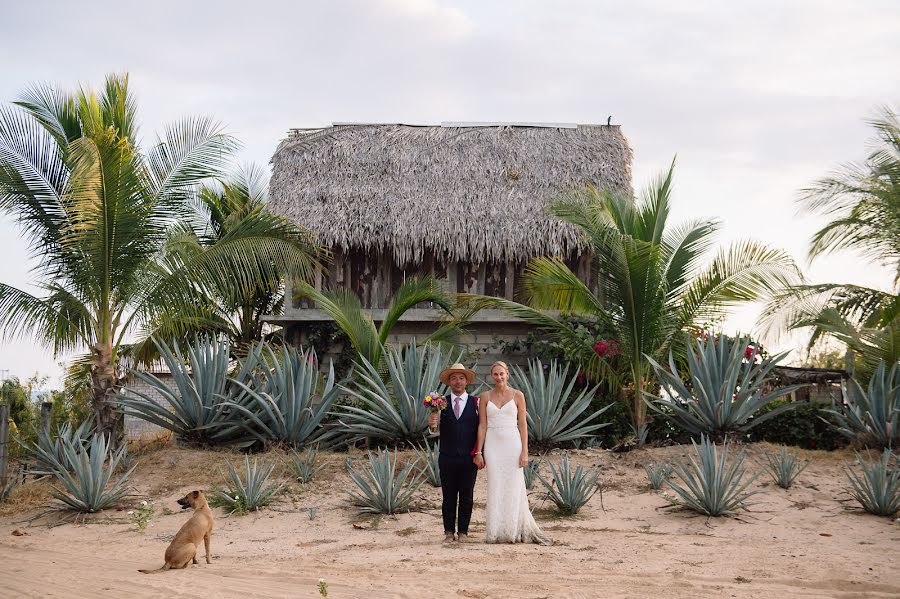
439, 368, 476, 386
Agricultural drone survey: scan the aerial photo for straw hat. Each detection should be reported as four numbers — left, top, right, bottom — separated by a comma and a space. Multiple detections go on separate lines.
439, 363, 476, 385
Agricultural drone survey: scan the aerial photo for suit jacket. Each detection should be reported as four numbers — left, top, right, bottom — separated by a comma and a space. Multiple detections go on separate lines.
438, 393, 479, 458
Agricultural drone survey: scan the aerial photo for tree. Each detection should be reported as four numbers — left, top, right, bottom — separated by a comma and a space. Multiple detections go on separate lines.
463, 161, 801, 437
762, 107, 900, 379
0, 74, 318, 442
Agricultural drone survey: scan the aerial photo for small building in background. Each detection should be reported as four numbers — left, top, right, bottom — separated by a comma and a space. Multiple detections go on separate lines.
266, 122, 633, 377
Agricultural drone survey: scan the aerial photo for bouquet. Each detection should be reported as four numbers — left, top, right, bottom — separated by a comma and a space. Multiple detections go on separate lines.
423, 392, 447, 434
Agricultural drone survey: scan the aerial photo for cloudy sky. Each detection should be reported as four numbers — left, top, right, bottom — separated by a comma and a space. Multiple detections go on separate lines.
1, 0, 898, 387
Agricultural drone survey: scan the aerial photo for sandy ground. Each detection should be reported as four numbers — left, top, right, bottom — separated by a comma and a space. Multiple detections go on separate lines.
0, 442, 898, 599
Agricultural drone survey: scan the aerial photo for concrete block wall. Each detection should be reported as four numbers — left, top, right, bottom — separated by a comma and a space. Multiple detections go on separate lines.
122, 374, 174, 440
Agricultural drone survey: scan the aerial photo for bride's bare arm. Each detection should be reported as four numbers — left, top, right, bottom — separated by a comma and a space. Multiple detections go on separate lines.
474, 394, 488, 469
516, 391, 528, 467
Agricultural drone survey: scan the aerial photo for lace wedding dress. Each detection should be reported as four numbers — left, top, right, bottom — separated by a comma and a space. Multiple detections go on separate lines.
483, 401, 551, 545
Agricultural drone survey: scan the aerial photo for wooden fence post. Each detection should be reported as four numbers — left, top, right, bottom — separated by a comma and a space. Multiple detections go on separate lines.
40, 401, 53, 438
0, 404, 9, 494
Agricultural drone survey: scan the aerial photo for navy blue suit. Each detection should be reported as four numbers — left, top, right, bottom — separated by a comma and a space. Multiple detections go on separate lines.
437, 393, 479, 535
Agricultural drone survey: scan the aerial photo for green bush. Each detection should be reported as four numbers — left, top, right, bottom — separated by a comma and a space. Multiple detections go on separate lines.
748, 400, 847, 450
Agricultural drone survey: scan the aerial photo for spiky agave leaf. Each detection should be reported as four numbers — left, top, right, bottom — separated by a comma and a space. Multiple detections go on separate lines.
413, 439, 441, 487
287, 446, 325, 484
763, 446, 808, 489
524, 458, 542, 491
646, 334, 804, 439
536, 453, 601, 515
217, 455, 285, 513
45, 434, 135, 513
823, 360, 900, 449
666, 434, 758, 516
510, 359, 611, 447
845, 449, 899, 517
644, 462, 674, 490
346, 448, 425, 514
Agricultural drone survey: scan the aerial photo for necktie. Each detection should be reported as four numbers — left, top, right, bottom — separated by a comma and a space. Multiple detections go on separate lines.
454, 397, 462, 419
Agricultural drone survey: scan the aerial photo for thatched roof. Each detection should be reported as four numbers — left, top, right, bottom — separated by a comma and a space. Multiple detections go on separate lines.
269, 123, 633, 265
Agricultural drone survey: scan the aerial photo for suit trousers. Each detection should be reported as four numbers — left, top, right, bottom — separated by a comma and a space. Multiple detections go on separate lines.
438, 453, 477, 535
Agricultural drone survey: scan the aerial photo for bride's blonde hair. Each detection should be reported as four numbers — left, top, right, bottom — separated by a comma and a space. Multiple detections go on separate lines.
490, 361, 509, 374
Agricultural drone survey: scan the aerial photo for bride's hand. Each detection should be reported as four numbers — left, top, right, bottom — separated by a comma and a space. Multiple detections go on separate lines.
518, 452, 528, 468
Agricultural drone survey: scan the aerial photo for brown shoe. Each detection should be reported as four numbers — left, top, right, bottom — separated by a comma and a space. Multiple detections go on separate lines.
443, 533, 456, 544
457, 533, 471, 543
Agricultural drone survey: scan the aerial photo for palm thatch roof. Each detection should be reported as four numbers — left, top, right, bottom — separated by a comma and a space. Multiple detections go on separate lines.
269, 123, 632, 265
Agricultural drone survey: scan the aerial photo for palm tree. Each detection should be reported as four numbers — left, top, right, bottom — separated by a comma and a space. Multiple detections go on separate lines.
0, 74, 318, 441
462, 161, 801, 435
293, 276, 456, 369
131, 165, 319, 359
761, 106, 900, 377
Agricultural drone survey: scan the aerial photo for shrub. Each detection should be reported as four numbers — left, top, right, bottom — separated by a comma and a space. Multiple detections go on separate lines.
226, 344, 343, 448
43, 433, 134, 513
665, 434, 758, 516
216, 456, 285, 514
337, 342, 458, 445
346, 448, 425, 514
287, 446, 325, 484
645, 462, 674, 490
845, 449, 899, 517
536, 453, 601, 515
824, 361, 899, 449
748, 400, 847, 450
763, 446, 808, 489
647, 335, 804, 440
509, 359, 611, 447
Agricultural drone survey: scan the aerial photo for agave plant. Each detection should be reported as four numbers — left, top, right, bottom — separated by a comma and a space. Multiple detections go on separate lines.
644, 462, 674, 490
414, 439, 441, 487
763, 446, 808, 489
287, 446, 326, 484
536, 453, 601, 515
346, 448, 425, 514
524, 458, 542, 491
338, 342, 457, 445
225, 344, 342, 448
117, 336, 258, 446
25, 417, 95, 475
41, 433, 134, 513
647, 335, 804, 440
510, 359, 611, 447
845, 449, 899, 517
216, 455, 285, 514
824, 360, 899, 449
666, 434, 758, 516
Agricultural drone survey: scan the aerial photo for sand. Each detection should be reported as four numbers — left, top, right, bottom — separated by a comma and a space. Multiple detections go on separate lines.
0, 442, 898, 599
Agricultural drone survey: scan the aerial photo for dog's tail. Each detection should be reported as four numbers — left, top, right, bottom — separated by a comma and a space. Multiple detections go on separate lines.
138, 564, 171, 574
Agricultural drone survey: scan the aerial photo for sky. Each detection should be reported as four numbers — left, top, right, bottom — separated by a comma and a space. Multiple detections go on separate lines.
1, 0, 898, 389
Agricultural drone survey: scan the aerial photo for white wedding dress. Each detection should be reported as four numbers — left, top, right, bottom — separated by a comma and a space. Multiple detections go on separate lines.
483, 401, 551, 545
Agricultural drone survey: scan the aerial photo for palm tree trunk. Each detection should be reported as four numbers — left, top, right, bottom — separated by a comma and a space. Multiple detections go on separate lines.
90, 340, 121, 446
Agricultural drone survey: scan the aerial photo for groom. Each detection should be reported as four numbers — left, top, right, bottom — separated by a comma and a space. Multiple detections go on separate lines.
429, 363, 482, 544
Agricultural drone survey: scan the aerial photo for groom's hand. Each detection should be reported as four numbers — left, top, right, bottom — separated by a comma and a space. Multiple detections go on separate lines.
474, 454, 485, 469
428, 413, 439, 429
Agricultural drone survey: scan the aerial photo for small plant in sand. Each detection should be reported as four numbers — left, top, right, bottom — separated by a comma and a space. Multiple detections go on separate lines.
413, 439, 441, 487
346, 448, 425, 514
644, 462, 674, 490
216, 455, 285, 514
845, 449, 899, 517
763, 446, 808, 489
666, 435, 758, 516
536, 453, 601, 515
524, 458, 542, 491
128, 500, 154, 533
287, 446, 325, 483
307, 506, 319, 520
318, 578, 329, 597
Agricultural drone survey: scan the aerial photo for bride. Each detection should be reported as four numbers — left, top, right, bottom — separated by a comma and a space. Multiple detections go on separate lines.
474, 361, 550, 545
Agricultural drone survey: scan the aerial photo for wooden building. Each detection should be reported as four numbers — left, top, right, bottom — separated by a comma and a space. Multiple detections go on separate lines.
266, 122, 633, 374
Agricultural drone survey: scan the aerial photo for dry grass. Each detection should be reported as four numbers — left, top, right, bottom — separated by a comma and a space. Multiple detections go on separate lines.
0, 480, 52, 517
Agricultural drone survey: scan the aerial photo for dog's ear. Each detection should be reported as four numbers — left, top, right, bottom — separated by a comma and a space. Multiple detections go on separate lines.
191, 490, 200, 498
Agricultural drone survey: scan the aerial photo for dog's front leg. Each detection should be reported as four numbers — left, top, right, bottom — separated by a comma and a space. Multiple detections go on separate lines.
204, 532, 211, 564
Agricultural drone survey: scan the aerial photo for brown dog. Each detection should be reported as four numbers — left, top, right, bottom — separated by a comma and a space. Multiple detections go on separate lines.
139, 490, 214, 574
